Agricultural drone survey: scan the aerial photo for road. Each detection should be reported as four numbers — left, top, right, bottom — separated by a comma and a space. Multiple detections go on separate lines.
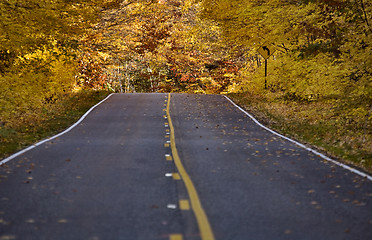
0, 93, 371, 240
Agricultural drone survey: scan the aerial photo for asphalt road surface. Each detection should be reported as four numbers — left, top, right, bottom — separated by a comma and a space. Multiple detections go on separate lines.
0, 93, 371, 240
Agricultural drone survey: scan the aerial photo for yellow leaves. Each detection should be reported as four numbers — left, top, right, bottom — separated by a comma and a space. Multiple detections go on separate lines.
97, 51, 111, 61
347, 107, 369, 120
201, 0, 372, 105
0, 43, 78, 127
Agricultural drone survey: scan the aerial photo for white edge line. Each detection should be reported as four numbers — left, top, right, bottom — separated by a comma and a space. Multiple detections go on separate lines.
0, 93, 115, 166
224, 95, 372, 181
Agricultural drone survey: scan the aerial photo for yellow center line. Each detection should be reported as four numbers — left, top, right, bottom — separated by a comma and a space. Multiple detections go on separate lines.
170, 234, 183, 240
166, 93, 215, 240
179, 199, 190, 210
172, 173, 181, 180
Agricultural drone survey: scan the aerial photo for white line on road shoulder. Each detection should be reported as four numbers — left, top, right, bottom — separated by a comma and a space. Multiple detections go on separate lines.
224, 95, 372, 181
0, 93, 114, 166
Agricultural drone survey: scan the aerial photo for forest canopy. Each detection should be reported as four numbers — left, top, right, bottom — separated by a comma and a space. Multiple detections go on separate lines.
0, 0, 118, 126
201, 0, 371, 99
1, 0, 371, 127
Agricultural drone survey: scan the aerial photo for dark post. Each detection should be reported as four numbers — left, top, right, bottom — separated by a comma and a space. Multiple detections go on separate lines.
264, 59, 267, 89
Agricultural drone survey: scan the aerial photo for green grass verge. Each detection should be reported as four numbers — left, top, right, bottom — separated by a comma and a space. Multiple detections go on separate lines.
228, 92, 372, 174
0, 90, 112, 160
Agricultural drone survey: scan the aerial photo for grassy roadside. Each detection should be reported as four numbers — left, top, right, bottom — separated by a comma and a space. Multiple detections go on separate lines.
228, 92, 372, 174
0, 90, 112, 160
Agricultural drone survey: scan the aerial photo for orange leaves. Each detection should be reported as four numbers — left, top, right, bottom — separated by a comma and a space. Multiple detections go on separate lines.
180, 73, 192, 82
64, 0, 242, 93
76, 51, 107, 90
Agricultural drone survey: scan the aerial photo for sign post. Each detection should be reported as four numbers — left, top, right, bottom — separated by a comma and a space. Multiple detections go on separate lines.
257, 43, 276, 89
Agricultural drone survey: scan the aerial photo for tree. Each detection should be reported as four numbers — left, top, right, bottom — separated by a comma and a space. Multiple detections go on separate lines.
0, 0, 117, 126
200, 0, 371, 100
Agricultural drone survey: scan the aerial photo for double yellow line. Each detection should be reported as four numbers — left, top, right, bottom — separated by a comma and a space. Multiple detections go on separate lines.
166, 93, 215, 240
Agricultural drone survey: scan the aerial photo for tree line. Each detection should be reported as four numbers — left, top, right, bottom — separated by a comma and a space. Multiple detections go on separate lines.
0, 0, 120, 127
1, 0, 371, 129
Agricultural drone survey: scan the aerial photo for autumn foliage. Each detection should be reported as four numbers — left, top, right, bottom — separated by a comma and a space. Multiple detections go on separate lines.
1, 0, 371, 166
0, 1, 119, 126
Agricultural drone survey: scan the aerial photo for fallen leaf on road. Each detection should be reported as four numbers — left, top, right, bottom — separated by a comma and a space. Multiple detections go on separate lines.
0, 235, 16, 240
26, 219, 35, 223
57, 219, 68, 223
